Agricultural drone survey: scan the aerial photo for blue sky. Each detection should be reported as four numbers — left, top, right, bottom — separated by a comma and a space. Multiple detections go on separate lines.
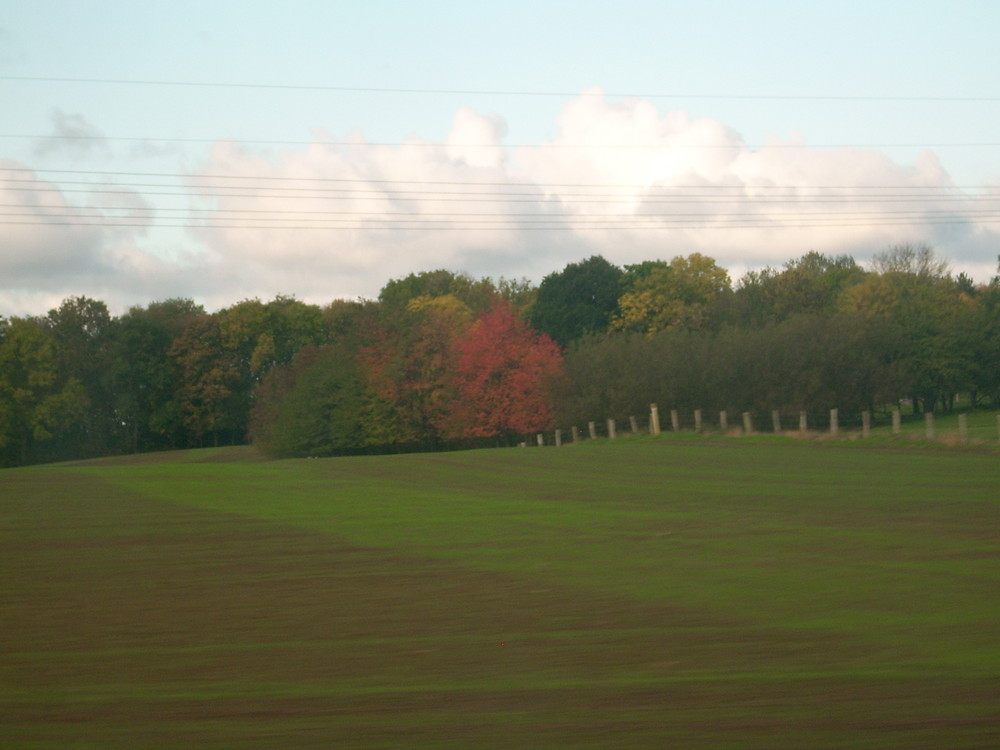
2, 0, 998, 315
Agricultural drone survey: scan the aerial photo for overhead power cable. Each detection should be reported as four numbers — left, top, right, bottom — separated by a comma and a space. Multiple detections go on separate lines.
7, 185, 999, 204
3, 133, 998, 150
3, 166, 996, 192
3, 75, 998, 102
4, 215, 998, 231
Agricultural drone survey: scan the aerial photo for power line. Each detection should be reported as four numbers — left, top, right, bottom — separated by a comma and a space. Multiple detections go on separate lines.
4, 133, 999, 150
8, 204, 996, 220
3, 75, 998, 102
5, 217, 997, 231
7, 184, 998, 204
3, 167, 995, 193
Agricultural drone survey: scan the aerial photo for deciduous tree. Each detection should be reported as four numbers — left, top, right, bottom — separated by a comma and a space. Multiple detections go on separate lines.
448, 299, 563, 439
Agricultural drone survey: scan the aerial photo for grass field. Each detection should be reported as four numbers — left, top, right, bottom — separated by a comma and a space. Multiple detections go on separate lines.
2, 436, 998, 748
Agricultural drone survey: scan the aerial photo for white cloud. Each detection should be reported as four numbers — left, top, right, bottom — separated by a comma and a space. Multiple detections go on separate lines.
2, 91, 998, 316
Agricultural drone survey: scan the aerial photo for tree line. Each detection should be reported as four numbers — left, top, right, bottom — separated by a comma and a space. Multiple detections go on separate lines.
1, 244, 998, 466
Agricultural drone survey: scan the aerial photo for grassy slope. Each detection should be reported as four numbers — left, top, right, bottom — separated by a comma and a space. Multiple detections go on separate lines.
1, 437, 998, 748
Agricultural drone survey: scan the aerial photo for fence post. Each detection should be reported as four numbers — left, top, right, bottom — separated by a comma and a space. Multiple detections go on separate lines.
772, 410, 781, 433
588, 421, 597, 440
607, 418, 617, 440
572, 426, 579, 443
555, 429, 562, 447
742, 411, 753, 435
830, 408, 839, 437
862, 410, 871, 438
719, 410, 728, 432
671, 409, 680, 432
925, 412, 935, 440
650, 404, 661, 436
958, 414, 968, 444
694, 409, 703, 433
629, 415, 639, 433
892, 408, 901, 435
799, 411, 808, 434
537, 433, 544, 447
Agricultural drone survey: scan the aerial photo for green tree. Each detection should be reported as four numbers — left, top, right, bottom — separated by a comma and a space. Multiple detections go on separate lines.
107, 298, 203, 452
42, 296, 114, 457
0, 317, 88, 465
214, 296, 326, 440
843, 245, 971, 412
731, 252, 865, 327
169, 315, 242, 446
614, 253, 730, 334
528, 256, 624, 346
379, 270, 497, 313
250, 343, 369, 457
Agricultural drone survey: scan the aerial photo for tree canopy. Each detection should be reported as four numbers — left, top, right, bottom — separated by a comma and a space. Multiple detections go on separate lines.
2, 246, 998, 466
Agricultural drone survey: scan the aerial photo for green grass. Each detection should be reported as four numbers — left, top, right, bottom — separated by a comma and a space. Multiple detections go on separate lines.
2, 437, 998, 748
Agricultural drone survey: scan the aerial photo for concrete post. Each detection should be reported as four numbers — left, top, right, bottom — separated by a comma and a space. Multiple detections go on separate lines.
830, 408, 839, 437
572, 426, 579, 443
772, 410, 781, 433
720, 410, 728, 432
694, 409, 703, 433
537, 433, 544, 447
892, 408, 901, 435
799, 411, 807, 433
671, 409, 680, 432
742, 411, 753, 435
650, 404, 661, 436
958, 414, 968, 444
588, 421, 597, 440
607, 418, 617, 440
629, 416, 639, 433
555, 429, 562, 447
862, 410, 871, 438
925, 412, 935, 440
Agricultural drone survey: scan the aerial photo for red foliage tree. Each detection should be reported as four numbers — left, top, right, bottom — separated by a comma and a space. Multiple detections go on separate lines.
448, 299, 564, 438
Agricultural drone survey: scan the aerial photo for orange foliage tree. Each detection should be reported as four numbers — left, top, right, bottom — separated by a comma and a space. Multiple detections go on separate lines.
447, 299, 564, 439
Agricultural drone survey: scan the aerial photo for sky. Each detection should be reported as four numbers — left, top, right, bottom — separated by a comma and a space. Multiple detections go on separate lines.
2, 0, 999, 316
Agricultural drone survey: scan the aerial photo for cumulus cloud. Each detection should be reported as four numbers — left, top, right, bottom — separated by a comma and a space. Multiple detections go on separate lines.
2, 91, 998, 316
0, 161, 179, 314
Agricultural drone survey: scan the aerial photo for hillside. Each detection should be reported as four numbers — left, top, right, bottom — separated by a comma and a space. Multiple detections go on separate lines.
2, 438, 998, 748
